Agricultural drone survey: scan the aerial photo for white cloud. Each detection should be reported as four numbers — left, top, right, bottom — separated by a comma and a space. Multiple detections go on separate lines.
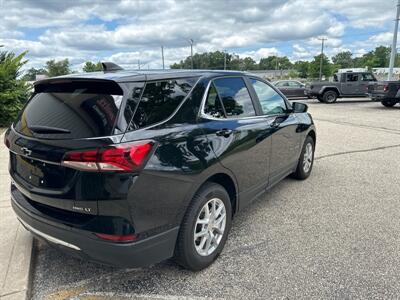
0, 0, 398, 70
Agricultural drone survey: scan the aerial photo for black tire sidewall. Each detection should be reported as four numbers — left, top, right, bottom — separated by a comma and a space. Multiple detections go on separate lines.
176, 183, 232, 270
295, 136, 315, 179
381, 99, 397, 107
323, 91, 337, 103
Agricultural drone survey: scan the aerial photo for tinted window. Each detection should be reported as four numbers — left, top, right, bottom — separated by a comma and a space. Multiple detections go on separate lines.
250, 79, 287, 115
288, 81, 301, 87
204, 83, 225, 118
362, 73, 376, 81
213, 77, 255, 118
14, 81, 123, 139
128, 78, 197, 130
346, 74, 359, 82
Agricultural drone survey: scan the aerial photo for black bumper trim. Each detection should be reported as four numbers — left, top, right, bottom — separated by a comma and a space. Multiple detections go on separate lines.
11, 192, 179, 268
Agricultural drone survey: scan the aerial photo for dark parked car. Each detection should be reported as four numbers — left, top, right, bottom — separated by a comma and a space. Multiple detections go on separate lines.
273, 80, 309, 99
368, 80, 400, 107
4, 66, 316, 271
305, 71, 376, 103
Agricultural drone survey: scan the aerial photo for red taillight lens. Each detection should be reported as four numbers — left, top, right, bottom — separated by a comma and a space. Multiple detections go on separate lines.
62, 141, 154, 172
383, 85, 389, 92
94, 233, 137, 242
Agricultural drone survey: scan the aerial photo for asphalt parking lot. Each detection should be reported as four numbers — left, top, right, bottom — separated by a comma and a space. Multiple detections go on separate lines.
31, 98, 400, 300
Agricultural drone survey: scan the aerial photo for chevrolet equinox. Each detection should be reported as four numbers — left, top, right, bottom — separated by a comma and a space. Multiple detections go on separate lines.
4, 64, 316, 271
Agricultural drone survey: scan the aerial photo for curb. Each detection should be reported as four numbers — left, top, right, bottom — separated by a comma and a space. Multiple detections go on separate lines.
0, 131, 34, 300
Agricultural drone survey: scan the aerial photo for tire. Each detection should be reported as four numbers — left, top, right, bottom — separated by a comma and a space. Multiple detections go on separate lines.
174, 182, 232, 271
317, 96, 324, 102
322, 90, 338, 103
291, 135, 315, 180
381, 99, 397, 107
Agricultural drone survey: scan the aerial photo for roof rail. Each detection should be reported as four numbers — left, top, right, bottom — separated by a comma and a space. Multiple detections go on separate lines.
101, 62, 124, 72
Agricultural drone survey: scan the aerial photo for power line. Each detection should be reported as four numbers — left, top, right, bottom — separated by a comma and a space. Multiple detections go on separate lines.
318, 37, 327, 80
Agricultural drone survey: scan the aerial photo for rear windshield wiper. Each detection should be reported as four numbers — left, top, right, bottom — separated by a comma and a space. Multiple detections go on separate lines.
28, 125, 71, 134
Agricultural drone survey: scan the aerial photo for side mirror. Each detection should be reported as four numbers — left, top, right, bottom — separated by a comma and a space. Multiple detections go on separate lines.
292, 102, 308, 113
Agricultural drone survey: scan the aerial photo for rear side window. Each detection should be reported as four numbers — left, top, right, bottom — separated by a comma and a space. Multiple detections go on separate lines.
362, 73, 376, 81
204, 84, 225, 118
346, 74, 359, 82
14, 81, 123, 139
127, 78, 197, 130
212, 77, 255, 118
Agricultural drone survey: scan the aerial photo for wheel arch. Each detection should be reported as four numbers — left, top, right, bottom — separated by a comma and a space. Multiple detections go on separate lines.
320, 86, 340, 96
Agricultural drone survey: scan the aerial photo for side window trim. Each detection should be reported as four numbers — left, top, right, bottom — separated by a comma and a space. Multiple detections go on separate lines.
210, 81, 228, 118
123, 81, 147, 133
200, 75, 262, 121
246, 76, 291, 116
124, 77, 200, 133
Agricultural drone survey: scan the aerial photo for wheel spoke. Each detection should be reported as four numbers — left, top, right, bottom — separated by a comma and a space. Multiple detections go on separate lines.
197, 218, 209, 225
204, 232, 212, 252
199, 235, 207, 249
195, 230, 208, 239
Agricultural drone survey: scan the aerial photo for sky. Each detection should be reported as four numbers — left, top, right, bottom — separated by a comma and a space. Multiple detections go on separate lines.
0, 0, 398, 71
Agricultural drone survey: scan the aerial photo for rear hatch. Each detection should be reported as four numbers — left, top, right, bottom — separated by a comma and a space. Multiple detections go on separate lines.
6, 79, 126, 216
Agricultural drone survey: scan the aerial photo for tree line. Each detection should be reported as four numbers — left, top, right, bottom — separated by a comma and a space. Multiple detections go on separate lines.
171, 46, 399, 79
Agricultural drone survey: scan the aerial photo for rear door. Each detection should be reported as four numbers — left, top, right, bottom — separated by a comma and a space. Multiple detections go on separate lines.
198, 76, 273, 207
288, 81, 305, 97
247, 77, 301, 186
5, 79, 131, 215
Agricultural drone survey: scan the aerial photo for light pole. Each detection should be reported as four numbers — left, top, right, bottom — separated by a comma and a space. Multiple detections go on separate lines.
318, 37, 327, 80
388, 0, 400, 80
161, 46, 165, 70
224, 50, 227, 70
189, 39, 194, 69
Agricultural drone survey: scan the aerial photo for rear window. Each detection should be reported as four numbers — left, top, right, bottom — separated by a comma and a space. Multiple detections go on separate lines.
126, 77, 198, 131
14, 80, 123, 139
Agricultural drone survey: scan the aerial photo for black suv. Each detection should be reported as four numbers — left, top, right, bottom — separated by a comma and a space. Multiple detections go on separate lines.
4, 66, 316, 270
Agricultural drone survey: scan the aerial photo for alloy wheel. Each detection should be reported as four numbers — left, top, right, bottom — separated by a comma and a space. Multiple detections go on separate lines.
194, 198, 226, 256
303, 142, 313, 173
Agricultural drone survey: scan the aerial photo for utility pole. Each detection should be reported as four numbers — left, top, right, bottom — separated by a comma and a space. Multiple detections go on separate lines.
388, 0, 400, 80
275, 56, 279, 79
161, 46, 165, 70
224, 50, 227, 70
189, 39, 194, 69
318, 37, 327, 80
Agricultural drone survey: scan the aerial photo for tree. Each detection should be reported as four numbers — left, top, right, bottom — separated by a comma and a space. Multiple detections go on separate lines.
308, 54, 332, 79
0, 47, 30, 126
331, 51, 353, 69
373, 46, 391, 67
83, 61, 103, 72
293, 61, 310, 78
45, 59, 71, 77
241, 57, 257, 70
21, 67, 46, 81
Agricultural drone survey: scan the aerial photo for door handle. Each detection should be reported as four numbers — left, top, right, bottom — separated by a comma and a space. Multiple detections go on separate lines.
216, 129, 233, 138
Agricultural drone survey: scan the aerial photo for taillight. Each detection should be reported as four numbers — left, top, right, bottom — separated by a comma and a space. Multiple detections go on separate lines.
94, 233, 137, 242
62, 141, 154, 172
383, 85, 389, 92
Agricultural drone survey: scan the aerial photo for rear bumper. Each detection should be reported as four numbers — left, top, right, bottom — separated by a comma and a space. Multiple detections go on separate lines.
368, 93, 388, 101
11, 187, 179, 268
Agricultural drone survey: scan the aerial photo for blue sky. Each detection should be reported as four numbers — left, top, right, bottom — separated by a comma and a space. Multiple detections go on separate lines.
0, 0, 398, 71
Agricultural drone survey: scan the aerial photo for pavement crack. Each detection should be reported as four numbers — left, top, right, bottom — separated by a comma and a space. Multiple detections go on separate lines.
316, 143, 400, 160
314, 118, 400, 135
